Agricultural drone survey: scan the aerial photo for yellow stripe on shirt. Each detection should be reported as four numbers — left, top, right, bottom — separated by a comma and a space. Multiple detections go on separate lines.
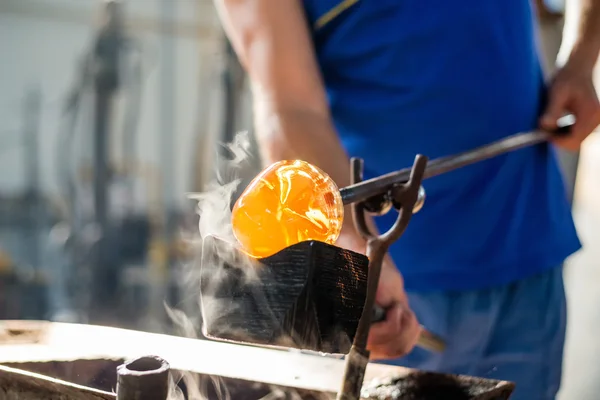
314, 0, 360, 30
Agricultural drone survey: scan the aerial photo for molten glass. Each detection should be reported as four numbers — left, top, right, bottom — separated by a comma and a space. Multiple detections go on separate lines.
231, 160, 344, 258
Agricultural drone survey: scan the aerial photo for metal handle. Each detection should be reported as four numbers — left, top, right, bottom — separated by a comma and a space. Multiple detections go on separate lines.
372, 305, 446, 353
340, 122, 573, 206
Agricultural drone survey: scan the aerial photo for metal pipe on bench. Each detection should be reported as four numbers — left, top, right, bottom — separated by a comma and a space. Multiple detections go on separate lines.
116, 355, 170, 400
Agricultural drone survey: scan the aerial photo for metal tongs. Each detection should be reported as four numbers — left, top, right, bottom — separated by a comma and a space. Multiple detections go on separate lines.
336, 122, 572, 400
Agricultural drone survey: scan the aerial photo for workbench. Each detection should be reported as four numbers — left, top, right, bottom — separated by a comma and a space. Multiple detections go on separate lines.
0, 320, 514, 399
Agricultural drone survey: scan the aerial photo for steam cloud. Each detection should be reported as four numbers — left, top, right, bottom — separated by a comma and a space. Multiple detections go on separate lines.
165, 131, 337, 400
165, 132, 313, 399
165, 131, 254, 400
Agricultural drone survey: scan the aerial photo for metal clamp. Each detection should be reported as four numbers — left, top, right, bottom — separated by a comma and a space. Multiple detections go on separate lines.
350, 155, 445, 353
337, 155, 428, 400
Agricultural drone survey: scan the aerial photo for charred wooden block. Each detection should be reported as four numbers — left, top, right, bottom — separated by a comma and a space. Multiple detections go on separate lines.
361, 372, 515, 400
199, 234, 369, 354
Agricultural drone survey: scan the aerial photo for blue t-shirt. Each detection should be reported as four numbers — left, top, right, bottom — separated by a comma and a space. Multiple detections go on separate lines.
302, 0, 581, 291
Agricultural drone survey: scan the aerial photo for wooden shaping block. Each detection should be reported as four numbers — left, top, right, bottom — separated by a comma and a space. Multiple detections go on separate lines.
361, 373, 515, 400
199, 234, 369, 354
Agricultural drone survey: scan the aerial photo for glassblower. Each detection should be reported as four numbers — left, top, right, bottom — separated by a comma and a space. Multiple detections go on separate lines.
199, 121, 572, 400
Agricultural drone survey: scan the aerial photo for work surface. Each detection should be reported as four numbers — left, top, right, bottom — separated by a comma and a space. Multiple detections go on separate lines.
0, 320, 513, 399
0, 320, 374, 394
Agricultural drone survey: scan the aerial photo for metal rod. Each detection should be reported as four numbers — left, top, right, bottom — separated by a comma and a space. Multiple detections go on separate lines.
116, 355, 170, 400
337, 156, 428, 400
340, 130, 550, 205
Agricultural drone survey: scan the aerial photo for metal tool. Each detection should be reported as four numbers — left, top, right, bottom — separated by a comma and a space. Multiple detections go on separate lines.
339, 124, 571, 206
338, 155, 428, 400
336, 123, 572, 400
116, 356, 170, 400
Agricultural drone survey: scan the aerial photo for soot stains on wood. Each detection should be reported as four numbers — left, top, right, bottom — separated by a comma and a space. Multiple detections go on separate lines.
199, 235, 369, 354
361, 372, 515, 400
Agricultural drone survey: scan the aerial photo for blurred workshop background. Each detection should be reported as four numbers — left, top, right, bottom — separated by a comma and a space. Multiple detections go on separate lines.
0, 0, 598, 399
0, 0, 261, 329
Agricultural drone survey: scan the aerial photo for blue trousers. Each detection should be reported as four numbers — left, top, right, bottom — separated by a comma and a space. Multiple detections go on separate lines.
382, 267, 567, 400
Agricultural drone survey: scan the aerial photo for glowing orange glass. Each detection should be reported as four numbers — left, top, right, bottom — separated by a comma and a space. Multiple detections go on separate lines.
231, 160, 344, 258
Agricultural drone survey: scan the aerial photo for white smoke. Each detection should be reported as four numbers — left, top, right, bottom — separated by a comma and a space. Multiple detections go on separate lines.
191, 131, 254, 243
164, 131, 333, 400
163, 131, 254, 400
164, 131, 293, 400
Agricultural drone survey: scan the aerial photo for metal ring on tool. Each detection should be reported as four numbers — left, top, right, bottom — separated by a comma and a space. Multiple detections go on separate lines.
413, 186, 426, 214
339, 122, 574, 207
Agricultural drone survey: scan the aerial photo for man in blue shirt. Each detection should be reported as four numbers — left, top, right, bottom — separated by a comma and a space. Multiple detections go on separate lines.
214, 1, 600, 398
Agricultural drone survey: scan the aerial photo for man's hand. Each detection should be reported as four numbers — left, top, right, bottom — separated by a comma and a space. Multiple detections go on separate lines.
336, 231, 421, 360
367, 256, 421, 360
539, 0, 600, 151
540, 61, 600, 151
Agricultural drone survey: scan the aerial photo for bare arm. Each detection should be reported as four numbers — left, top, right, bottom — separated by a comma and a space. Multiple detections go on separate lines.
213, 0, 428, 359
541, 0, 600, 150
568, 0, 600, 72
214, 0, 359, 236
